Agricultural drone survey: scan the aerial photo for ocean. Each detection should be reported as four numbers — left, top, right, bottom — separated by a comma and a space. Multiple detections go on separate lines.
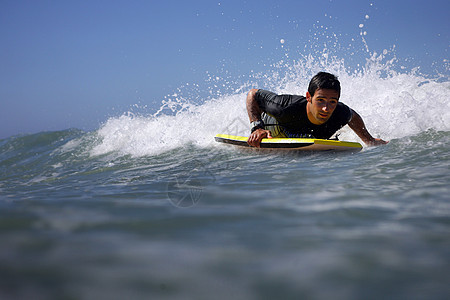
1, 55, 449, 299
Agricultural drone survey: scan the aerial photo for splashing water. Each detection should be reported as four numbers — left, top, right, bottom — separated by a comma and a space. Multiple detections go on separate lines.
90, 49, 449, 158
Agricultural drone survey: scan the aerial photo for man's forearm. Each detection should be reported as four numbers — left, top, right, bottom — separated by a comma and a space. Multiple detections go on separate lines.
246, 89, 263, 122
348, 110, 376, 143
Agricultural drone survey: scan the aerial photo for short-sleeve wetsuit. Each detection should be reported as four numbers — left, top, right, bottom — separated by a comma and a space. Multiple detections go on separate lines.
255, 89, 353, 139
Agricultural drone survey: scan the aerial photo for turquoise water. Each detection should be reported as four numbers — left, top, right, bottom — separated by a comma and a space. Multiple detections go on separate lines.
1, 127, 449, 299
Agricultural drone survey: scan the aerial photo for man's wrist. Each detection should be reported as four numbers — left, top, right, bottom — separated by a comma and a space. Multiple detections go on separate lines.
250, 120, 265, 133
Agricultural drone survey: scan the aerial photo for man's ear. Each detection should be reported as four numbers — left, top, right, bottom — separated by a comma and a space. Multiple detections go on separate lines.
306, 91, 311, 102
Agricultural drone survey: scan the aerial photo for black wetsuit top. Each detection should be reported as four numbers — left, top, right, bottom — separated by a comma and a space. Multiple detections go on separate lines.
255, 89, 353, 139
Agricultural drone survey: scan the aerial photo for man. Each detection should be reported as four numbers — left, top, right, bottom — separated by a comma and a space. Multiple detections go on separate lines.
246, 72, 388, 147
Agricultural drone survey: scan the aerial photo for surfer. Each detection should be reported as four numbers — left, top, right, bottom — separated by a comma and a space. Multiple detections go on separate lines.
246, 72, 388, 147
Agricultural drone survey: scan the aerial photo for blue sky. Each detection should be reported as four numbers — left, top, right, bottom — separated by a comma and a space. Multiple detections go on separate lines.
1, 0, 448, 139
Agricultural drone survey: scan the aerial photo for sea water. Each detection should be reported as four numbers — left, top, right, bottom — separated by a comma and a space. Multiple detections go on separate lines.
1, 54, 450, 299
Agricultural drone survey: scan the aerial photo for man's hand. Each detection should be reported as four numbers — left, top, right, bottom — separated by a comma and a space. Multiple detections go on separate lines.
247, 128, 272, 147
366, 138, 389, 146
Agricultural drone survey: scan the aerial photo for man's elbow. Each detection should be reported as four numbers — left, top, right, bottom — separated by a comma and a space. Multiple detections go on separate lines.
247, 89, 259, 98
246, 89, 259, 105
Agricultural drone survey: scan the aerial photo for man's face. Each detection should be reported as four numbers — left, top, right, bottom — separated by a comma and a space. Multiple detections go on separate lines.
306, 88, 339, 125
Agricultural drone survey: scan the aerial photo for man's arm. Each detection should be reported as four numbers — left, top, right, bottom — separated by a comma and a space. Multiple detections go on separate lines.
348, 109, 388, 146
246, 89, 272, 147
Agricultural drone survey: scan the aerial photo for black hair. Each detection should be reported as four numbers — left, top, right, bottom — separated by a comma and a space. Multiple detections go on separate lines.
308, 72, 341, 97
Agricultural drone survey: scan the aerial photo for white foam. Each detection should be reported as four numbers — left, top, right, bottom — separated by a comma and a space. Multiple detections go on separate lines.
91, 94, 249, 157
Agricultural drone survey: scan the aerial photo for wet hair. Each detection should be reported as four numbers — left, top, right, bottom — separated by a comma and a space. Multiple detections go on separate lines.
308, 72, 341, 97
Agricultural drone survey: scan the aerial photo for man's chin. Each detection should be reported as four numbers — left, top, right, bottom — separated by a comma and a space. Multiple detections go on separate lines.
316, 116, 329, 124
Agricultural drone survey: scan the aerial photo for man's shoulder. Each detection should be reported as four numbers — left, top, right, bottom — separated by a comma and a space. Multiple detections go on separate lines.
256, 89, 306, 103
336, 102, 351, 112
333, 102, 352, 122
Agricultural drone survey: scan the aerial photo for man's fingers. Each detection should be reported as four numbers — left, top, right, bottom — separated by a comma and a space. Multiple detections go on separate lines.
247, 129, 269, 147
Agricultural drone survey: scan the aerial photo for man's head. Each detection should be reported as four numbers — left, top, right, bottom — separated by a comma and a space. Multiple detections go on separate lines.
306, 72, 341, 125
307, 72, 341, 98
